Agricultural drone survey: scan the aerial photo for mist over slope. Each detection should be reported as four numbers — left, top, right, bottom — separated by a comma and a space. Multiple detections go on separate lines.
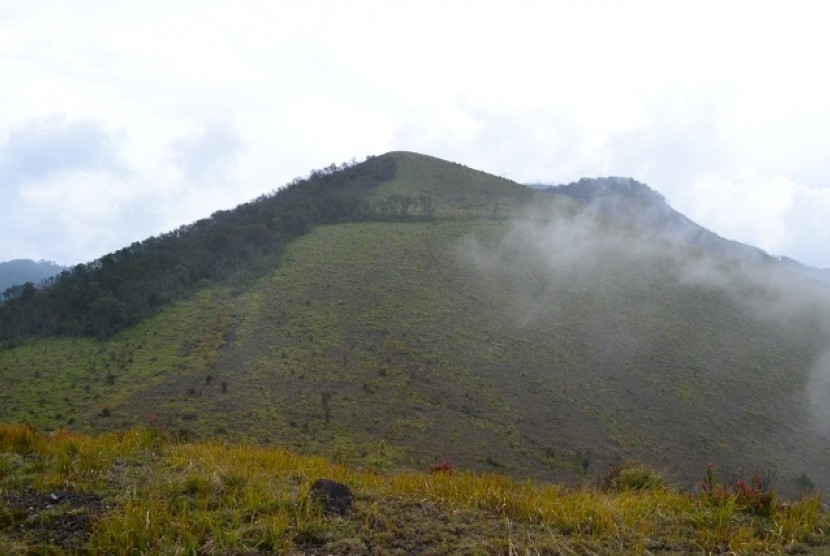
546, 176, 830, 284
2, 152, 830, 497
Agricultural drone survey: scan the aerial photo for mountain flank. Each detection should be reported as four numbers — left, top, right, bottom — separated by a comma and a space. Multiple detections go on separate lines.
548, 176, 830, 285
1, 151, 830, 499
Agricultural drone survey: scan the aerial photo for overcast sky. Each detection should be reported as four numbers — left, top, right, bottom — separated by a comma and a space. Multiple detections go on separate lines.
2, 1, 829, 268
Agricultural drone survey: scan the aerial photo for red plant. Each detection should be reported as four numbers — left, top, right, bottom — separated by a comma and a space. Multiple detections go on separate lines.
697, 464, 776, 516
427, 460, 453, 474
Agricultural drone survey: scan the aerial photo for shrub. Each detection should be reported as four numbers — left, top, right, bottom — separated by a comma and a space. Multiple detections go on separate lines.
796, 472, 815, 496
0, 423, 43, 453
598, 463, 667, 491
183, 475, 211, 496
427, 460, 453, 474
697, 463, 777, 517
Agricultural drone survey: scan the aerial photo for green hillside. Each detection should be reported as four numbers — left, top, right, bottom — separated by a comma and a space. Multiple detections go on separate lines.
2, 151, 830, 501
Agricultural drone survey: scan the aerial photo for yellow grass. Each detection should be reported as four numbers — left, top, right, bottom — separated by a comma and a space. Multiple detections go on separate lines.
1, 423, 828, 554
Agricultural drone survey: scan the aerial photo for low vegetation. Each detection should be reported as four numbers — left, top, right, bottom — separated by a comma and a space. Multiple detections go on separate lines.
2, 152, 830, 499
1, 424, 827, 554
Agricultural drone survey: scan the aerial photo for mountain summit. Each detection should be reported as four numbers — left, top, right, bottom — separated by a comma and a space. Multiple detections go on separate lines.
547, 176, 807, 271
553, 176, 667, 208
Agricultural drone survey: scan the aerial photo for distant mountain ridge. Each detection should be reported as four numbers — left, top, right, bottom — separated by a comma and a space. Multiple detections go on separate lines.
547, 177, 769, 258
0, 259, 66, 293
545, 177, 830, 285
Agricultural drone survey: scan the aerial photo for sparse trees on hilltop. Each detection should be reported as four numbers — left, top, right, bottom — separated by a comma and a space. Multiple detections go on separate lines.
0, 155, 397, 343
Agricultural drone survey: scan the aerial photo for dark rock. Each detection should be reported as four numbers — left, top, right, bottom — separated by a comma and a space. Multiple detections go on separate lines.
308, 479, 354, 516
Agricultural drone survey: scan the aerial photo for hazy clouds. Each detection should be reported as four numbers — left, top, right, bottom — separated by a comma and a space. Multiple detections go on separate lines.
2, 1, 829, 267
461, 198, 830, 430
0, 115, 124, 186
171, 121, 241, 181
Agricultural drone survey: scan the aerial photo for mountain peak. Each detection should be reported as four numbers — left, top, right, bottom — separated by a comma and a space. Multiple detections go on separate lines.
550, 176, 668, 209
544, 177, 789, 268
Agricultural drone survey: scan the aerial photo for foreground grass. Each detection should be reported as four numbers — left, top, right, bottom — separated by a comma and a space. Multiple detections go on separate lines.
1, 424, 828, 554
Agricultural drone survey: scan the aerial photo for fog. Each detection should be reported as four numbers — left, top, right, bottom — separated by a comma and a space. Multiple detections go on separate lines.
460, 193, 830, 433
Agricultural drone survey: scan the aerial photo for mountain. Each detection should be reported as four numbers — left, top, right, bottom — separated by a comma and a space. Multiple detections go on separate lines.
0, 259, 66, 293
2, 151, 829, 498
547, 177, 771, 260
548, 177, 830, 286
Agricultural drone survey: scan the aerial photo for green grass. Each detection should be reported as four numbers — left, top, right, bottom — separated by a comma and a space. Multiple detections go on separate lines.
2, 216, 830, 496
2, 151, 830, 499
1, 424, 828, 554
373, 151, 543, 217
0, 288, 237, 433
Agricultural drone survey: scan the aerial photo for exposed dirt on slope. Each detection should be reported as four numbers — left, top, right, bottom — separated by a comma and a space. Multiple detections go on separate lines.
1, 487, 113, 552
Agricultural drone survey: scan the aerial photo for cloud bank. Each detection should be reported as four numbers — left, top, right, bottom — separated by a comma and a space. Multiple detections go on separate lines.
1, 1, 829, 267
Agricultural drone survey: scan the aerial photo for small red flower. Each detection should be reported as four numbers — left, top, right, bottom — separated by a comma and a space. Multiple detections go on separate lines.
427, 460, 453, 474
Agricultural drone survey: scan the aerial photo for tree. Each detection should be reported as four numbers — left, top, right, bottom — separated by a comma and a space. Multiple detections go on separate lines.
0, 154, 399, 342
89, 296, 129, 338
2, 282, 35, 303
321, 391, 333, 423
417, 191, 437, 217
390, 194, 414, 217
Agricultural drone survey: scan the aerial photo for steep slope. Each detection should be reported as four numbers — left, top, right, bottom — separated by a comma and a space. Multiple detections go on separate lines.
2, 152, 830, 498
0, 154, 398, 340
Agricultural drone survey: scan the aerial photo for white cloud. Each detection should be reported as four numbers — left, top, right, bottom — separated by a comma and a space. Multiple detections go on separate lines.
0, 1, 829, 266
675, 174, 791, 250
171, 121, 241, 181
6, 169, 148, 264
780, 184, 830, 268
0, 115, 124, 187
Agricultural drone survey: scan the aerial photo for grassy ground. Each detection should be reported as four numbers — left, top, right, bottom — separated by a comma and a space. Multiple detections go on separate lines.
373, 151, 538, 218
2, 423, 828, 554
0, 287, 236, 434
2, 216, 830, 496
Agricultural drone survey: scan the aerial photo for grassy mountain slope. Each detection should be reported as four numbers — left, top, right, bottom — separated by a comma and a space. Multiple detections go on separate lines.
2, 152, 830, 500
373, 151, 535, 216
